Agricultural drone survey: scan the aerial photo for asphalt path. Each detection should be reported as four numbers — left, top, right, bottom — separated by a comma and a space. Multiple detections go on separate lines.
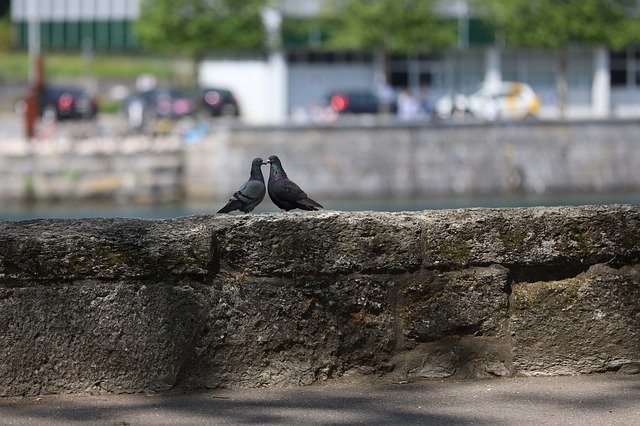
1, 374, 639, 425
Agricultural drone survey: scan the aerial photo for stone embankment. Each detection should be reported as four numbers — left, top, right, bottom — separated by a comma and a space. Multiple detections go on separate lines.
1, 205, 639, 396
2, 119, 640, 203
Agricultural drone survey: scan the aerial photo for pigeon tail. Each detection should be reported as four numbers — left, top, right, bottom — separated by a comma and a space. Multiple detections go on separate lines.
297, 197, 323, 210
217, 200, 243, 214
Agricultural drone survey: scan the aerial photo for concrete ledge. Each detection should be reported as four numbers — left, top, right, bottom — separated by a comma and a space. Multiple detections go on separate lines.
1, 205, 639, 396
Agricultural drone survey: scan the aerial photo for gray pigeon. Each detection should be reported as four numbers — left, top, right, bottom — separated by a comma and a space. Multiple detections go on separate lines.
266, 155, 323, 211
217, 158, 266, 213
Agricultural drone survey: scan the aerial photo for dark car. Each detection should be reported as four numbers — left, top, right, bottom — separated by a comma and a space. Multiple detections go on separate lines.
201, 87, 241, 117
124, 87, 196, 130
127, 88, 195, 119
325, 90, 384, 114
16, 85, 98, 122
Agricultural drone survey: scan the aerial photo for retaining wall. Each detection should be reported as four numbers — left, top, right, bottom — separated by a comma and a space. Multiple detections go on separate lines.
2, 120, 640, 203
0, 136, 182, 203
1, 205, 639, 396
187, 120, 640, 200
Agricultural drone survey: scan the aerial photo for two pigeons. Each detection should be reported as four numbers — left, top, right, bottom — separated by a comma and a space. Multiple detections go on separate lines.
217, 155, 323, 214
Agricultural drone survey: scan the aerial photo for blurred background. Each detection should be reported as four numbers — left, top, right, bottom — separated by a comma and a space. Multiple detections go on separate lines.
1, 0, 640, 219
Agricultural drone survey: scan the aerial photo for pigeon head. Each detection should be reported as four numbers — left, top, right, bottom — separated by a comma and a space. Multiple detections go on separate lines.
267, 155, 281, 165
249, 157, 265, 181
267, 155, 286, 177
251, 157, 265, 170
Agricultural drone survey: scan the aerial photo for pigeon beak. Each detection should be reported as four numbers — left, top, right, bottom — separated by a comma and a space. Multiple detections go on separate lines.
265, 160, 271, 165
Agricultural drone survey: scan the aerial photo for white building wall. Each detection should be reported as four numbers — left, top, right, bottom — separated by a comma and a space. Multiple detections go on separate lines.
199, 56, 288, 125
592, 47, 611, 118
484, 47, 501, 87
200, 58, 378, 123
611, 88, 640, 117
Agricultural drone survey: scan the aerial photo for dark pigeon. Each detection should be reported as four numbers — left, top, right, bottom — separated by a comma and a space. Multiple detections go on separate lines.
266, 155, 323, 211
217, 158, 266, 213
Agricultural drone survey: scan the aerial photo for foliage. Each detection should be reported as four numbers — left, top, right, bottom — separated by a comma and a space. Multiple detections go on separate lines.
475, 0, 640, 49
0, 16, 10, 51
321, 0, 456, 54
0, 52, 177, 80
474, 0, 640, 117
281, 16, 337, 49
135, 0, 268, 58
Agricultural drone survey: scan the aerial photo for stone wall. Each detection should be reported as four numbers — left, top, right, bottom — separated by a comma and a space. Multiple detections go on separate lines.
1, 205, 639, 396
0, 136, 182, 203
185, 120, 640, 200
2, 120, 640, 204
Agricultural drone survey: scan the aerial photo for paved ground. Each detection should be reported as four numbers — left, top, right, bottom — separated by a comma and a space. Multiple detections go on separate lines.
1, 374, 639, 425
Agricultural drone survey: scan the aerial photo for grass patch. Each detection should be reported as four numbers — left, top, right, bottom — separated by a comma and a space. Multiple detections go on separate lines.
99, 98, 123, 114
0, 51, 185, 80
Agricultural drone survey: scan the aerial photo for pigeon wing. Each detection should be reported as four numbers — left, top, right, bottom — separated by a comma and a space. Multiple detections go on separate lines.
274, 179, 322, 211
274, 179, 307, 203
235, 180, 266, 212
218, 179, 265, 213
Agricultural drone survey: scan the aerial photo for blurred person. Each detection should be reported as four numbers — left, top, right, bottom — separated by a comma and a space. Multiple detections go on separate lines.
482, 96, 499, 122
421, 91, 435, 120
375, 74, 395, 114
397, 89, 420, 122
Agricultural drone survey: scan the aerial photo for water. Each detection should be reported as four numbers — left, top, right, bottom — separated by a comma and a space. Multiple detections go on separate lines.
1, 192, 639, 221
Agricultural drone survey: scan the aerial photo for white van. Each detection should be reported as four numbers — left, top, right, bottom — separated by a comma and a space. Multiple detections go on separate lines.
436, 81, 540, 121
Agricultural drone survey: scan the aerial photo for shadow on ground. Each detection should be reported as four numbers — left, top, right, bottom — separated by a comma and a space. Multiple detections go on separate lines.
1, 375, 639, 425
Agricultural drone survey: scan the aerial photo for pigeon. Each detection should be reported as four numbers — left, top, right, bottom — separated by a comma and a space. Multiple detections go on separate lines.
266, 155, 323, 211
217, 158, 266, 213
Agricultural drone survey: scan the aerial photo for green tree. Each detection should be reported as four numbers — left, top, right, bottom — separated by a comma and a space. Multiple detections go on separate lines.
475, 0, 640, 117
321, 0, 456, 84
135, 0, 267, 60
0, 16, 11, 51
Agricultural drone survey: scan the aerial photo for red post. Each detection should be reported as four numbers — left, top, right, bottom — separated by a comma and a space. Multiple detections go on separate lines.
24, 55, 44, 139
24, 88, 38, 139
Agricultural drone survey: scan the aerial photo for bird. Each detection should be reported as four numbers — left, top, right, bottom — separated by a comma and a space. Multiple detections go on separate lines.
266, 155, 323, 211
217, 157, 266, 213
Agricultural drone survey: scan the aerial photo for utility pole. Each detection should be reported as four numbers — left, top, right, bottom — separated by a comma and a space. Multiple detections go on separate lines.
25, 0, 43, 139
261, 5, 286, 124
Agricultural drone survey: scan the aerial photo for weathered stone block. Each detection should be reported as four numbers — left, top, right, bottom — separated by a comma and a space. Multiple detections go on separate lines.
387, 337, 513, 381
0, 216, 213, 285
421, 206, 640, 270
399, 265, 510, 341
192, 273, 397, 389
0, 284, 209, 396
215, 212, 422, 276
511, 264, 640, 375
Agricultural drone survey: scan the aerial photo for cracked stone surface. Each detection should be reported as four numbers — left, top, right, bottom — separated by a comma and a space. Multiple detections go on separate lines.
0, 206, 639, 396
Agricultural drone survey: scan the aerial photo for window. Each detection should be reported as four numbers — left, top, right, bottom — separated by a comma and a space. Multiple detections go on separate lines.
286, 50, 372, 65
419, 72, 432, 86
610, 50, 629, 87
390, 71, 408, 88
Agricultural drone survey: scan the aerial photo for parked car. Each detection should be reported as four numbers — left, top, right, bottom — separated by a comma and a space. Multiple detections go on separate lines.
201, 87, 241, 117
124, 87, 195, 130
435, 81, 540, 121
15, 85, 98, 122
325, 90, 387, 114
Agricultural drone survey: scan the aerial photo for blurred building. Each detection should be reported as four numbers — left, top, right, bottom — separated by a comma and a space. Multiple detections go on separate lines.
202, 0, 640, 122
9, 0, 640, 122
10, 0, 140, 51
